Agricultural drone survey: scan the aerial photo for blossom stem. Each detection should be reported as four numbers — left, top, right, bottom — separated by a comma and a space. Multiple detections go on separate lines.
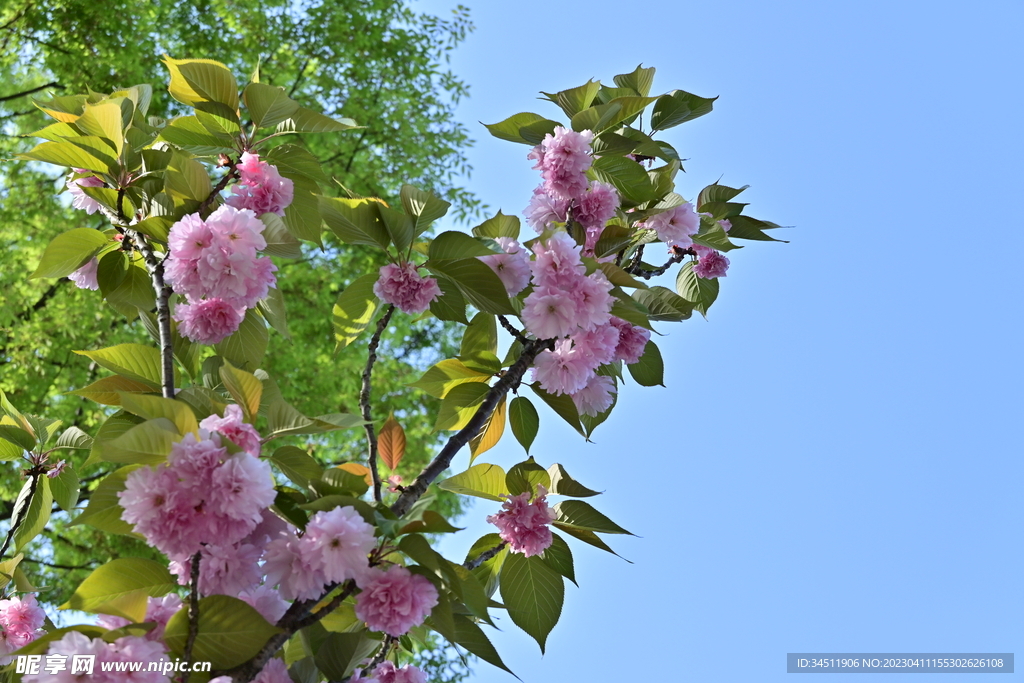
180, 551, 202, 683
362, 305, 395, 503
625, 245, 693, 280
497, 315, 529, 345
391, 336, 555, 517
464, 540, 507, 570
198, 163, 239, 218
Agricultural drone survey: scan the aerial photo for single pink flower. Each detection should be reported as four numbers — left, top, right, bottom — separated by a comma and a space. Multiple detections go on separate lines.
174, 298, 245, 344
571, 374, 617, 417
304, 507, 377, 585
641, 202, 699, 249
199, 404, 262, 456
610, 317, 651, 364
479, 237, 531, 296
486, 485, 557, 557
68, 257, 100, 290
693, 245, 730, 279
530, 232, 585, 290
252, 656, 292, 683
239, 585, 289, 625
226, 152, 295, 217
66, 169, 105, 215
355, 565, 439, 637
370, 661, 427, 683
531, 126, 594, 201
521, 287, 578, 339
575, 181, 619, 231
532, 339, 595, 395
524, 186, 569, 233
373, 262, 442, 314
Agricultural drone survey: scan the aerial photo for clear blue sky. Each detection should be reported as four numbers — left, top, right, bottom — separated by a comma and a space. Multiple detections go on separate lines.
417, 0, 1024, 681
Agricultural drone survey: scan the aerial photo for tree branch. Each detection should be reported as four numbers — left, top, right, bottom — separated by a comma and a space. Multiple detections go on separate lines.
22, 557, 97, 571
0, 81, 61, 102
391, 337, 554, 517
361, 305, 395, 503
625, 245, 692, 279
180, 551, 202, 683
464, 541, 507, 570
497, 315, 528, 345
198, 164, 238, 218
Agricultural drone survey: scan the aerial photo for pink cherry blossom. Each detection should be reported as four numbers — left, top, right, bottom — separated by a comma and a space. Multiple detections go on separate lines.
571, 374, 617, 417
532, 339, 595, 395
167, 212, 215, 261
373, 262, 442, 314
693, 245, 730, 279
610, 317, 651, 364
575, 181, 619, 231
355, 565, 439, 637
226, 152, 295, 217
252, 657, 292, 683
521, 287, 578, 339
171, 541, 264, 595
479, 237, 531, 296
718, 218, 732, 232
200, 404, 262, 456
530, 126, 594, 201
98, 594, 182, 642
0, 594, 45, 658
570, 324, 619, 371
24, 632, 171, 683
641, 202, 699, 249
66, 169, 105, 214
209, 454, 276, 525
530, 231, 585, 289
69, 257, 100, 290
304, 506, 377, 585
370, 661, 427, 683
568, 272, 614, 331
524, 186, 569, 233
239, 585, 289, 624
119, 464, 205, 558
263, 534, 328, 602
486, 486, 557, 557
174, 298, 245, 345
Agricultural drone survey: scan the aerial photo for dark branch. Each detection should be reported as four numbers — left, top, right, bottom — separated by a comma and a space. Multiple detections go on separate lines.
180, 552, 202, 683
625, 245, 692, 280
198, 164, 238, 218
391, 337, 554, 517
22, 557, 97, 571
497, 315, 529, 345
361, 305, 395, 503
0, 81, 61, 102
464, 541, 507, 570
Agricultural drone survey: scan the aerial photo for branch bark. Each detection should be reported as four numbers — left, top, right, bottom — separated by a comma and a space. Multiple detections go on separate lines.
180, 551, 202, 683
361, 305, 395, 503
0, 81, 61, 102
624, 245, 692, 280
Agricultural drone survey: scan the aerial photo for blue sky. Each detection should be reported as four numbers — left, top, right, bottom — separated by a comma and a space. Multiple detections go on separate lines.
417, 0, 1024, 681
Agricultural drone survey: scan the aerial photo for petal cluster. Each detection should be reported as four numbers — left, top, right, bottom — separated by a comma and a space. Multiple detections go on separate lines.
487, 486, 557, 557
373, 262, 442, 314
355, 565, 439, 636
69, 257, 100, 291
640, 202, 699, 249
23, 631, 171, 683
226, 152, 295, 217
66, 169, 105, 215
0, 594, 45, 660
478, 236, 531, 296
693, 244, 730, 279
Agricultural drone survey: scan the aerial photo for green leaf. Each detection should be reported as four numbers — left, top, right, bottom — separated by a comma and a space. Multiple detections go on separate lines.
118, 393, 198, 435
0, 424, 35, 450
553, 499, 633, 535
400, 184, 451, 236
461, 312, 497, 359
163, 56, 239, 110
506, 457, 551, 497
398, 510, 463, 535
164, 595, 281, 669
676, 260, 720, 316
589, 155, 658, 205
30, 228, 109, 279
627, 340, 664, 387
318, 196, 389, 249
18, 138, 117, 175
472, 210, 521, 240
541, 533, 576, 585
74, 344, 164, 387
429, 276, 469, 324
631, 286, 694, 322
215, 308, 269, 370
469, 394, 505, 462
542, 80, 600, 118
106, 259, 153, 317
429, 231, 500, 260
376, 204, 415, 254
500, 552, 564, 653
547, 463, 601, 498
132, 215, 174, 242
613, 65, 656, 97
102, 417, 177, 465
438, 463, 508, 502
50, 465, 80, 511
508, 396, 539, 453
164, 152, 213, 203
452, 614, 517, 677
68, 375, 155, 406
270, 446, 323, 488
55, 426, 93, 451
76, 101, 125, 154
332, 273, 380, 350
275, 106, 359, 134
529, 384, 584, 437
62, 558, 176, 621
551, 523, 629, 561
258, 285, 290, 339
409, 358, 490, 399
465, 533, 508, 598
71, 465, 139, 535
570, 96, 657, 135
264, 144, 329, 184
434, 381, 490, 432
314, 632, 380, 680
722, 214, 788, 242
156, 115, 235, 155
12, 476, 52, 551
650, 89, 717, 131
283, 176, 324, 246
219, 360, 262, 422
260, 212, 303, 259
244, 82, 301, 129
426, 258, 515, 315
483, 112, 560, 145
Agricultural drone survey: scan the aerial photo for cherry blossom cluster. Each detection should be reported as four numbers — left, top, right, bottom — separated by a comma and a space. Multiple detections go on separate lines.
355, 565, 439, 636
0, 594, 46, 662
523, 127, 621, 259
352, 661, 428, 683
692, 218, 732, 279
225, 152, 295, 217
478, 236, 531, 296
97, 594, 182, 643
23, 631, 170, 683
521, 232, 650, 415
487, 485, 557, 557
164, 205, 278, 344
373, 262, 442, 314
118, 405, 277, 589
211, 658, 292, 683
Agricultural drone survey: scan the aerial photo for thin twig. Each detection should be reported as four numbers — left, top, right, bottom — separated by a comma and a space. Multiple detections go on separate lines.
361, 305, 395, 503
180, 552, 202, 683
625, 246, 692, 280
464, 541, 507, 570
0, 80, 60, 102
364, 635, 396, 672
391, 337, 555, 517
497, 315, 529, 345
198, 164, 239, 218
